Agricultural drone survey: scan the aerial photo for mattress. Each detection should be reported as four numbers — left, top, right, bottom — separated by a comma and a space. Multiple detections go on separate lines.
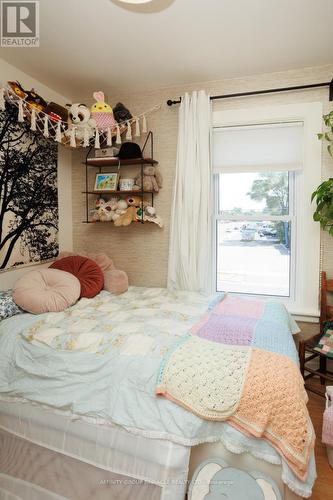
0, 287, 315, 497
0, 397, 316, 498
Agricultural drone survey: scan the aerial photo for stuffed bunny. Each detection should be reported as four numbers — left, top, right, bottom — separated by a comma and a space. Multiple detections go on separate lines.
91, 91, 117, 131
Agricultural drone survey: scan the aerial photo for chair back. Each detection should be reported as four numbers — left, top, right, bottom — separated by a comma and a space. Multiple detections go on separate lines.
320, 271, 333, 330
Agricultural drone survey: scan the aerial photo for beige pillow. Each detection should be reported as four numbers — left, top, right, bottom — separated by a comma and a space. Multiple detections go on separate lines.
13, 269, 81, 314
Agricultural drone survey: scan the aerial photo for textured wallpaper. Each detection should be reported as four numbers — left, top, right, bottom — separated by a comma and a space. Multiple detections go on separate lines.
72, 64, 333, 288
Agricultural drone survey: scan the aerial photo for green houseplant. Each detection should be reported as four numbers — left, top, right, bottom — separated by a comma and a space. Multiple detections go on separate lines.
311, 111, 333, 234
311, 178, 333, 235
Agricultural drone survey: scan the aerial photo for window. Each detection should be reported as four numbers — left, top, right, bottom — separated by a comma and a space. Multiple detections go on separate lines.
216, 170, 294, 296
212, 104, 322, 318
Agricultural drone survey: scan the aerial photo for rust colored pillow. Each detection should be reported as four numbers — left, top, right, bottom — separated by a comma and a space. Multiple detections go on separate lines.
50, 256, 104, 298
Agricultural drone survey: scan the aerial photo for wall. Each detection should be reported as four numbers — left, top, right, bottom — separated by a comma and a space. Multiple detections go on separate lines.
72, 64, 333, 288
0, 59, 73, 290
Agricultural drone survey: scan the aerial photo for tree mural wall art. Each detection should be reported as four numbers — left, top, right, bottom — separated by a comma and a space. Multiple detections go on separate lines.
0, 104, 58, 271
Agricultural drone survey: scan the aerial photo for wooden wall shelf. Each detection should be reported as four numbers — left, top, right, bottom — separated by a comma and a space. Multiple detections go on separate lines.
84, 157, 158, 167
82, 131, 160, 225
82, 190, 154, 195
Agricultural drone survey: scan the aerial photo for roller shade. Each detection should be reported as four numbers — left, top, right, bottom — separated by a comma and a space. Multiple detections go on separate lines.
213, 122, 304, 173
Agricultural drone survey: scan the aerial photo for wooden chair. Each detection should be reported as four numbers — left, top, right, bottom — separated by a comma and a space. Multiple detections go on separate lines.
299, 271, 333, 396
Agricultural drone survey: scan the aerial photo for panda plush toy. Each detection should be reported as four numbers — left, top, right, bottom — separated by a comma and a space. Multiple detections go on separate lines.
65, 103, 96, 140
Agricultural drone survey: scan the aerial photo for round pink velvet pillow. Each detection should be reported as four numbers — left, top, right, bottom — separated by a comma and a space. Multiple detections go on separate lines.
13, 269, 81, 314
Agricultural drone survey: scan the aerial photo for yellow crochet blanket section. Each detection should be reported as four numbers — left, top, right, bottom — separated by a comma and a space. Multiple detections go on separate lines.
156, 336, 251, 419
156, 336, 314, 481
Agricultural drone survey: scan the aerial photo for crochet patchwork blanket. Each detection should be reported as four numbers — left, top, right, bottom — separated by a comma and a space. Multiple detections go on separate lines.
156, 336, 314, 481
191, 295, 300, 362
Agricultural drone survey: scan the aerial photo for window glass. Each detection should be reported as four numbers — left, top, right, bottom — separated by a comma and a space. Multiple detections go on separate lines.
216, 219, 291, 296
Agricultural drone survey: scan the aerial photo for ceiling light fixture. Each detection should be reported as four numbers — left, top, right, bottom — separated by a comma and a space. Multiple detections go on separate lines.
117, 0, 154, 3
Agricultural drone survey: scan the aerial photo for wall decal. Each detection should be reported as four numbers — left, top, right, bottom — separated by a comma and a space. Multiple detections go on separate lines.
0, 103, 58, 271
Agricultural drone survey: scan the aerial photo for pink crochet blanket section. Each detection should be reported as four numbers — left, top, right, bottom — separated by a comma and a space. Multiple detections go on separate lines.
157, 344, 315, 481
229, 348, 314, 481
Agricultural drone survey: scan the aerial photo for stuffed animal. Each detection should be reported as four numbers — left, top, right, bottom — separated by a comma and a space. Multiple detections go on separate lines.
125, 195, 147, 208
92, 197, 105, 222
65, 103, 96, 140
99, 199, 117, 222
142, 206, 163, 227
7, 82, 47, 113
113, 102, 132, 123
7, 81, 27, 100
46, 102, 68, 123
91, 91, 117, 131
92, 198, 116, 222
25, 88, 47, 112
111, 199, 128, 222
113, 206, 137, 227
133, 165, 163, 193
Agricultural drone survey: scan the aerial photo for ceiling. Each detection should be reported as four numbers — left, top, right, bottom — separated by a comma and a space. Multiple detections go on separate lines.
0, 0, 332, 99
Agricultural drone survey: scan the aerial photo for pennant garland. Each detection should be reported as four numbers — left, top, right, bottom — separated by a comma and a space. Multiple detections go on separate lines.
2, 84, 161, 149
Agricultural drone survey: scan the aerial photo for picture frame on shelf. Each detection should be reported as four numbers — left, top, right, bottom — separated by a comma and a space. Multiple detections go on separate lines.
94, 172, 119, 192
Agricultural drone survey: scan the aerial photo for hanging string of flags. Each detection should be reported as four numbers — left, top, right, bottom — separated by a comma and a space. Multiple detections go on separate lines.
0, 83, 161, 149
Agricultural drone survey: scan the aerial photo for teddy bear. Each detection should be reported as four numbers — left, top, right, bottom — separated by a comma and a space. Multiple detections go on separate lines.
113, 206, 138, 226
133, 166, 163, 193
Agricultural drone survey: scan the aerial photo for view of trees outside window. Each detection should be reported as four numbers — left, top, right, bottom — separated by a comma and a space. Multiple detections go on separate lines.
216, 171, 292, 296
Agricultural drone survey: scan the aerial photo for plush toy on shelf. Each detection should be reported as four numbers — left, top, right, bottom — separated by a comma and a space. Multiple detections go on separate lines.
46, 102, 68, 123
66, 103, 96, 140
25, 88, 47, 112
91, 197, 105, 222
143, 205, 163, 227
91, 91, 117, 131
125, 195, 147, 208
111, 199, 128, 223
133, 165, 163, 193
113, 206, 138, 227
113, 102, 132, 123
7, 81, 27, 100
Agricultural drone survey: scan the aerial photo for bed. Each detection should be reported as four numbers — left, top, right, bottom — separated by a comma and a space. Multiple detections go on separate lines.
0, 287, 316, 499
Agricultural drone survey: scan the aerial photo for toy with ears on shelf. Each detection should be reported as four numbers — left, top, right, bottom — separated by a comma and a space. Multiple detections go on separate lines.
91, 91, 117, 131
65, 103, 96, 140
7, 81, 27, 100
133, 165, 163, 193
25, 88, 47, 112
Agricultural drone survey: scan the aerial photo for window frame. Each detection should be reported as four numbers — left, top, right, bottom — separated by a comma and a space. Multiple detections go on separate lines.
212, 102, 322, 319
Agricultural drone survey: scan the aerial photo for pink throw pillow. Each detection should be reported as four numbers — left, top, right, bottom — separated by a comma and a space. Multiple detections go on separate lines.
104, 270, 129, 295
13, 269, 81, 314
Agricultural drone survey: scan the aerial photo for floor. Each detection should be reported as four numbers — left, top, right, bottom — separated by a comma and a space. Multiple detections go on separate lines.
296, 322, 333, 499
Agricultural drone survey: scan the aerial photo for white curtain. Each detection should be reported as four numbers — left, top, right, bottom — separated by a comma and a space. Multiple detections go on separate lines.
167, 91, 212, 293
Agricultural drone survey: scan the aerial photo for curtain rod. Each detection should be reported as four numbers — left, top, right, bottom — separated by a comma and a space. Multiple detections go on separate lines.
166, 79, 333, 106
